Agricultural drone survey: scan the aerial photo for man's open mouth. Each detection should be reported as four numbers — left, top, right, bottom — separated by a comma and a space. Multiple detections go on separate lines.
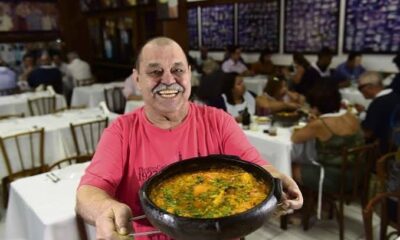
157, 89, 180, 98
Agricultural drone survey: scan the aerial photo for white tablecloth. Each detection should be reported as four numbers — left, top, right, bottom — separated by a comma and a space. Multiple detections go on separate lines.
5, 162, 96, 240
124, 100, 145, 113
244, 124, 315, 177
0, 108, 118, 180
71, 82, 125, 108
0, 92, 66, 116
340, 87, 371, 108
243, 75, 268, 96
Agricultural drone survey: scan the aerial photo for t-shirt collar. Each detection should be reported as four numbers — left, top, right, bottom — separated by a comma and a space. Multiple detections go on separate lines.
375, 88, 392, 99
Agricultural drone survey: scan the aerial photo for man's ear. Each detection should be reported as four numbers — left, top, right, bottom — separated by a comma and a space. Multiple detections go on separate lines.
132, 69, 141, 88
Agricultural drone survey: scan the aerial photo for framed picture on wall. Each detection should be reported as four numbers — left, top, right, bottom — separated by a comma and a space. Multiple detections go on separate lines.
201, 4, 234, 50
343, 0, 400, 53
284, 0, 340, 53
156, 0, 178, 20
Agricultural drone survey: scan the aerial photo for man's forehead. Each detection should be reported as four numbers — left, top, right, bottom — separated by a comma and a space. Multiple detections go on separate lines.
141, 45, 187, 66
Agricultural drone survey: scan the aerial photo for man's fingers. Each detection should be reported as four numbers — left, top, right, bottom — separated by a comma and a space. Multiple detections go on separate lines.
113, 205, 133, 235
96, 213, 120, 240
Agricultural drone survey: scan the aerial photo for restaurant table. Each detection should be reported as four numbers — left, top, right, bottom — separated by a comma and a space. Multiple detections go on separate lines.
124, 100, 145, 113
0, 108, 118, 180
340, 87, 371, 108
243, 122, 316, 177
0, 91, 66, 116
5, 162, 96, 240
243, 75, 268, 96
70, 82, 125, 108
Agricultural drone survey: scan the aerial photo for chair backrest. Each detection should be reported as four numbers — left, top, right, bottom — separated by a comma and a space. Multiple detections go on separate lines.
47, 155, 92, 171
376, 152, 398, 190
340, 141, 379, 206
0, 128, 45, 178
75, 78, 95, 87
0, 87, 19, 96
28, 96, 56, 116
70, 118, 108, 156
104, 87, 126, 114
363, 191, 400, 240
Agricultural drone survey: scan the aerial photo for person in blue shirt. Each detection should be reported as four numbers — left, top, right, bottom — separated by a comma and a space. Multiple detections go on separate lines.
334, 52, 366, 87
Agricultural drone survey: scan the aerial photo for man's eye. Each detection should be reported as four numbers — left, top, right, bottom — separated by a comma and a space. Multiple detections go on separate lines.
172, 68, 184, 74
148, 70, 163, 76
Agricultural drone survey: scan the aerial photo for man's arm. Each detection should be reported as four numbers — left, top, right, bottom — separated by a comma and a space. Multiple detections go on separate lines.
76, 185, 133, 239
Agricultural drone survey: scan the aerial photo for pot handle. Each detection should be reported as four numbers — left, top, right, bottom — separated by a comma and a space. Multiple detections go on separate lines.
273, 178, 283, 202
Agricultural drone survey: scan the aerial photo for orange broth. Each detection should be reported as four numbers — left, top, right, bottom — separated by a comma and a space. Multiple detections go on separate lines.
149, 167, 270, 218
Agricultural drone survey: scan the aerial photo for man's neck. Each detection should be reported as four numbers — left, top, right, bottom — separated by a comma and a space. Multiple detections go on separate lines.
144, 103, 190, 129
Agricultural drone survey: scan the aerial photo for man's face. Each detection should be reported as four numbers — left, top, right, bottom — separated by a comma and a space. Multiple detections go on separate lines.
349, 56, 362, 69
232, 49, 241, 61
319, 55, 332, 69
135, 43, 191, 115
358, 83, 374, 99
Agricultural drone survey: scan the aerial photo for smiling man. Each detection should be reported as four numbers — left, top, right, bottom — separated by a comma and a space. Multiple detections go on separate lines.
76, 37, 303, 240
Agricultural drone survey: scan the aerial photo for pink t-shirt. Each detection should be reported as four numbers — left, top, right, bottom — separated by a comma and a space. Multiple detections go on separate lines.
79, 103, 268, 240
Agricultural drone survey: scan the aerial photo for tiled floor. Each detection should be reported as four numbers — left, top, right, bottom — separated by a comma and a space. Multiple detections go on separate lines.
0, 201, 383, 240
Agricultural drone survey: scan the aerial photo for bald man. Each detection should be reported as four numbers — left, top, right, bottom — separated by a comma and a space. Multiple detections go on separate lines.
76, 37, 303, 240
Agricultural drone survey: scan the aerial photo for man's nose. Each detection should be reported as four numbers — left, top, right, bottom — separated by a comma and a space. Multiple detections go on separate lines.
161, 71, 176, 85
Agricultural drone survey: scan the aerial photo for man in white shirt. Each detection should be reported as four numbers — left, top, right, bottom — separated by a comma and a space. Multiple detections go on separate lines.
221, 46, 253, 75
66, 52, 93, 85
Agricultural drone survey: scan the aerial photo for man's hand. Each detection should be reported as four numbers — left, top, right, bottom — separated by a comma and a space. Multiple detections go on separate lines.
76, 185, 133, 240
95, 202, 133, 240
264, 165, 303, 214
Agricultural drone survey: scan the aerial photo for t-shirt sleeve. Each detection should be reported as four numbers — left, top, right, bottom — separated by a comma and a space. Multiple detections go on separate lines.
218, 111, 269, 166
78, 118, 125, 197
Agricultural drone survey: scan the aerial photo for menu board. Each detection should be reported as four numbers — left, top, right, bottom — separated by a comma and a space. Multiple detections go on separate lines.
201, 4, 234, 50
188, 8, 199, 50
237, 1, 279, 52
344, 0, 400, 53
284, 0, 339, 53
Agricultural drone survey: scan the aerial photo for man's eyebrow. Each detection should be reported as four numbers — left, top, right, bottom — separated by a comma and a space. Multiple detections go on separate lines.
172, 62, 185, 67
146, 63, 161, 68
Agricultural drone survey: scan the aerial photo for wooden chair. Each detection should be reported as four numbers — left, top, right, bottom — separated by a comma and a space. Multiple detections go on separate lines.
363, 191, 400, 240
28, 96, 56, 116
365, 151, 400, 239
47, 155, 92, 171
301, 142, 379, 240
70, 118, 108, 156
0, 128, 45, 207
104, 87, 126, 114
75, 78, 95, 87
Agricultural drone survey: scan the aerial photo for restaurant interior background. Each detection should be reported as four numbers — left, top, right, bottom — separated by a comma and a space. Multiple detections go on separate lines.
0, 0, 399, 239
0, 0, 397, 84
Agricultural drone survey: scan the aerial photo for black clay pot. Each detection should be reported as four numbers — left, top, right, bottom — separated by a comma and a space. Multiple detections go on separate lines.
139, 154, 282, 240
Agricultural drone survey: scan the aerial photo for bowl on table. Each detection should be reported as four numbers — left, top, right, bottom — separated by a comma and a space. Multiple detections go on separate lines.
272, 111, 302, 127
139, 154, 282, 240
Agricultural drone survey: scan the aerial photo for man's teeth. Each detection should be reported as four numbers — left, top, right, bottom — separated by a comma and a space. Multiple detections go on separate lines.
158, 90, 179, 98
